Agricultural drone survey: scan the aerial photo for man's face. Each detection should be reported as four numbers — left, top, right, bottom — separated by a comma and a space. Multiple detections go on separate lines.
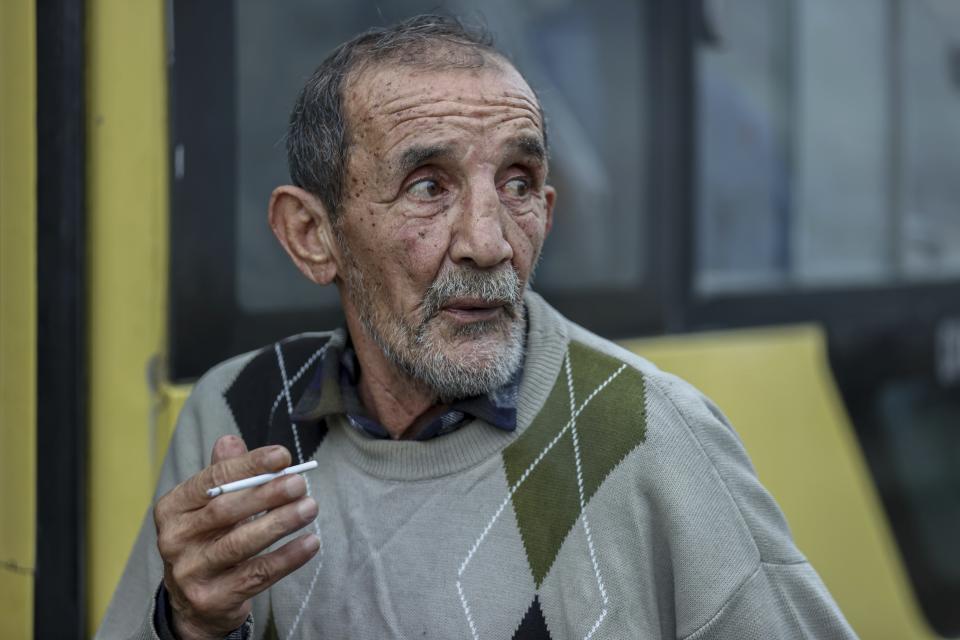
334, 59, 555, 400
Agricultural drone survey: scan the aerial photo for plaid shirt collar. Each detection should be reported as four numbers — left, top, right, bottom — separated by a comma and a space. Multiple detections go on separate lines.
291, 331, 522, 441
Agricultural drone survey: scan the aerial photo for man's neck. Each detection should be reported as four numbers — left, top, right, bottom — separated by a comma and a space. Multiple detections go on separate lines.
344, 315, 438, 440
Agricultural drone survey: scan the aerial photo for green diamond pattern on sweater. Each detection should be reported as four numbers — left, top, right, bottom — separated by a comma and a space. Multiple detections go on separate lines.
506, 410, 581, 586
263, 606, 279, 640
503, 341, 647, 587
569, 342, 647, 503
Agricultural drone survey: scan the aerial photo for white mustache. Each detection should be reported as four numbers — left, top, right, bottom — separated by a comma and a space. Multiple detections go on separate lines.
421, 266, 522, 322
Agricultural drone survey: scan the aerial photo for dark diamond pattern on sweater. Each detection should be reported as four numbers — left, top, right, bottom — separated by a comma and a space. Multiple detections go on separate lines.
223, 336, 330, 461
511, 596, 553, 639
503, 340, 647, 587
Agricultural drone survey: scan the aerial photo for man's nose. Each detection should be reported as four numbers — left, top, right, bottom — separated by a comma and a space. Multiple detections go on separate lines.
449, 181, 513, 269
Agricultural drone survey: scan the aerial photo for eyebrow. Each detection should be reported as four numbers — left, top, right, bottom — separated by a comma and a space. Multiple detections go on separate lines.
398, 144, 454, 175
511, 135, 546, 162
395, 135, 547, 176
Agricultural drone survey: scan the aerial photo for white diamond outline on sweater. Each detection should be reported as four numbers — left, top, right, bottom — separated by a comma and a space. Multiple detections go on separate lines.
456, 349, 627, 640
268, 345, 328, 426
565, 354, 609, 639
274, 343, 325, 640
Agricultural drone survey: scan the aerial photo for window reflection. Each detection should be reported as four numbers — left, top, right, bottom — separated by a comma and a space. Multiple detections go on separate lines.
901, 0, 960, 279
233, 0, 647, 313
695, 0, 792, 293
696, 0, 960, 295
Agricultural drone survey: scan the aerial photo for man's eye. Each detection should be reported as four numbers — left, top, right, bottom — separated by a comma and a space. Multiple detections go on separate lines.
406, 178, 443, 200
503, 177, 530, 198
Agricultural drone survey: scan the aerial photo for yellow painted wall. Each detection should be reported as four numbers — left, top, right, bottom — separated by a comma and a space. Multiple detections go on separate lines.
155, 383, 191, 470
86, 1, 169, 634
0, 1, 37, 638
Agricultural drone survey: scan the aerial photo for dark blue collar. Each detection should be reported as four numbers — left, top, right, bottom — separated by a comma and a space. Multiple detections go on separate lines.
291, 332, 521, 441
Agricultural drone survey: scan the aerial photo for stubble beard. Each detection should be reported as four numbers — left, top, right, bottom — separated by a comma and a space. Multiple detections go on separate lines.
340, 247, 527, 402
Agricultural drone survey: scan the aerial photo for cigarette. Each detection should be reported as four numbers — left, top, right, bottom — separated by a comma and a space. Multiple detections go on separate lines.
206, 460, 319, 498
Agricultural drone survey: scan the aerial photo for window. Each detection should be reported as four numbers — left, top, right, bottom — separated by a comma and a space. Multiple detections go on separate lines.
901, 0, 960, 280
233, 0, 647, 313
170, 0, 654, 379
696, 0, 960, 296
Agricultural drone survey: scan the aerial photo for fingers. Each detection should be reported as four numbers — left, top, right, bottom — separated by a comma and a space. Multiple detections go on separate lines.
204, 495, 318, 571
178, 445, 292, 511
155, 440, 314, 640
195, 474, 309, 534
211, 434, 248, 465
224, 533, 321, 601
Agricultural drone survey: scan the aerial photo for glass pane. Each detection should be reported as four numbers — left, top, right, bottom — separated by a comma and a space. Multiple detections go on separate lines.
695, 0, 793, 293
877, 381, 960, 581
858, 371, 960, 636
233, 0, 647, 313
791, 0, 892, 286
695, 0, 960, 296
901, 0, 960, 280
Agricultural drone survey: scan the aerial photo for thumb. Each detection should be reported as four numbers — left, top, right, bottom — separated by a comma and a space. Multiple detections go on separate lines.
210, 434, 249, 466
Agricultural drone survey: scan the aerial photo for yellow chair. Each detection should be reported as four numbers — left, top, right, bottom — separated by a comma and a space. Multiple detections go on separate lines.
622, 325, 940, 640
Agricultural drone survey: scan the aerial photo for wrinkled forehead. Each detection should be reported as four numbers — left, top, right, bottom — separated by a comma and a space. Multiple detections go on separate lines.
342, 55, 545, 147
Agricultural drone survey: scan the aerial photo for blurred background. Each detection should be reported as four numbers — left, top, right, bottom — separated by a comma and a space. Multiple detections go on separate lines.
2, 0, 959, 637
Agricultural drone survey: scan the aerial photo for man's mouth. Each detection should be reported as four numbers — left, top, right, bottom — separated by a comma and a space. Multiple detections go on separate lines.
439, 298, 506, 323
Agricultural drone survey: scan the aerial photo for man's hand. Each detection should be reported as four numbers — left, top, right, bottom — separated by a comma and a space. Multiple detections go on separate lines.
154, 436, 320, 640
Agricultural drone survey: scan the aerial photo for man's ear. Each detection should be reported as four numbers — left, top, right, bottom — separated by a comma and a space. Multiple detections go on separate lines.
543, 185, 556, 236
268, 185, 340, 285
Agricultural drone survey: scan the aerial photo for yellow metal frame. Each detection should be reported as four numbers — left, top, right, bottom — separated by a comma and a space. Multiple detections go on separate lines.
0, 1, 37, 637
86, 0, 170, 634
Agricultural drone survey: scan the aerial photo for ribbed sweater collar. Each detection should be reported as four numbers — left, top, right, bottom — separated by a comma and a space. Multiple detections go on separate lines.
326, 290, 569, 481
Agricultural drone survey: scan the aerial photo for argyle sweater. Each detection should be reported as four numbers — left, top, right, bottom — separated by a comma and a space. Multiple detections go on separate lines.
97, 292, 857, 640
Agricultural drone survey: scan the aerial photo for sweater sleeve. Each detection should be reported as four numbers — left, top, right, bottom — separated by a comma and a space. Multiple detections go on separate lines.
94, 358, 271, 640
682, 561, 858, 640
646, 372, 859, 640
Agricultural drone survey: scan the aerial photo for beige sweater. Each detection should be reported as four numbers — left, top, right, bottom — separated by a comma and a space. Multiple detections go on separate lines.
96, 292, 857, 639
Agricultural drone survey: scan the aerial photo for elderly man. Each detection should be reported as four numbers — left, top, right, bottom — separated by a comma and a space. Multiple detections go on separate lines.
99, 14, 856, 640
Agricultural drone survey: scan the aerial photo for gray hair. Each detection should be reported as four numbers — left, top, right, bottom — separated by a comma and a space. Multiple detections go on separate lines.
285, 14, 546, 221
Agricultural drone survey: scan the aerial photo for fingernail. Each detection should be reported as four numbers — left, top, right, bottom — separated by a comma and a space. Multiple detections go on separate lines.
303, 534, 320, 553
283, 474, 305, 497
265, 446, 287, 468
297, 498, 318, 521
